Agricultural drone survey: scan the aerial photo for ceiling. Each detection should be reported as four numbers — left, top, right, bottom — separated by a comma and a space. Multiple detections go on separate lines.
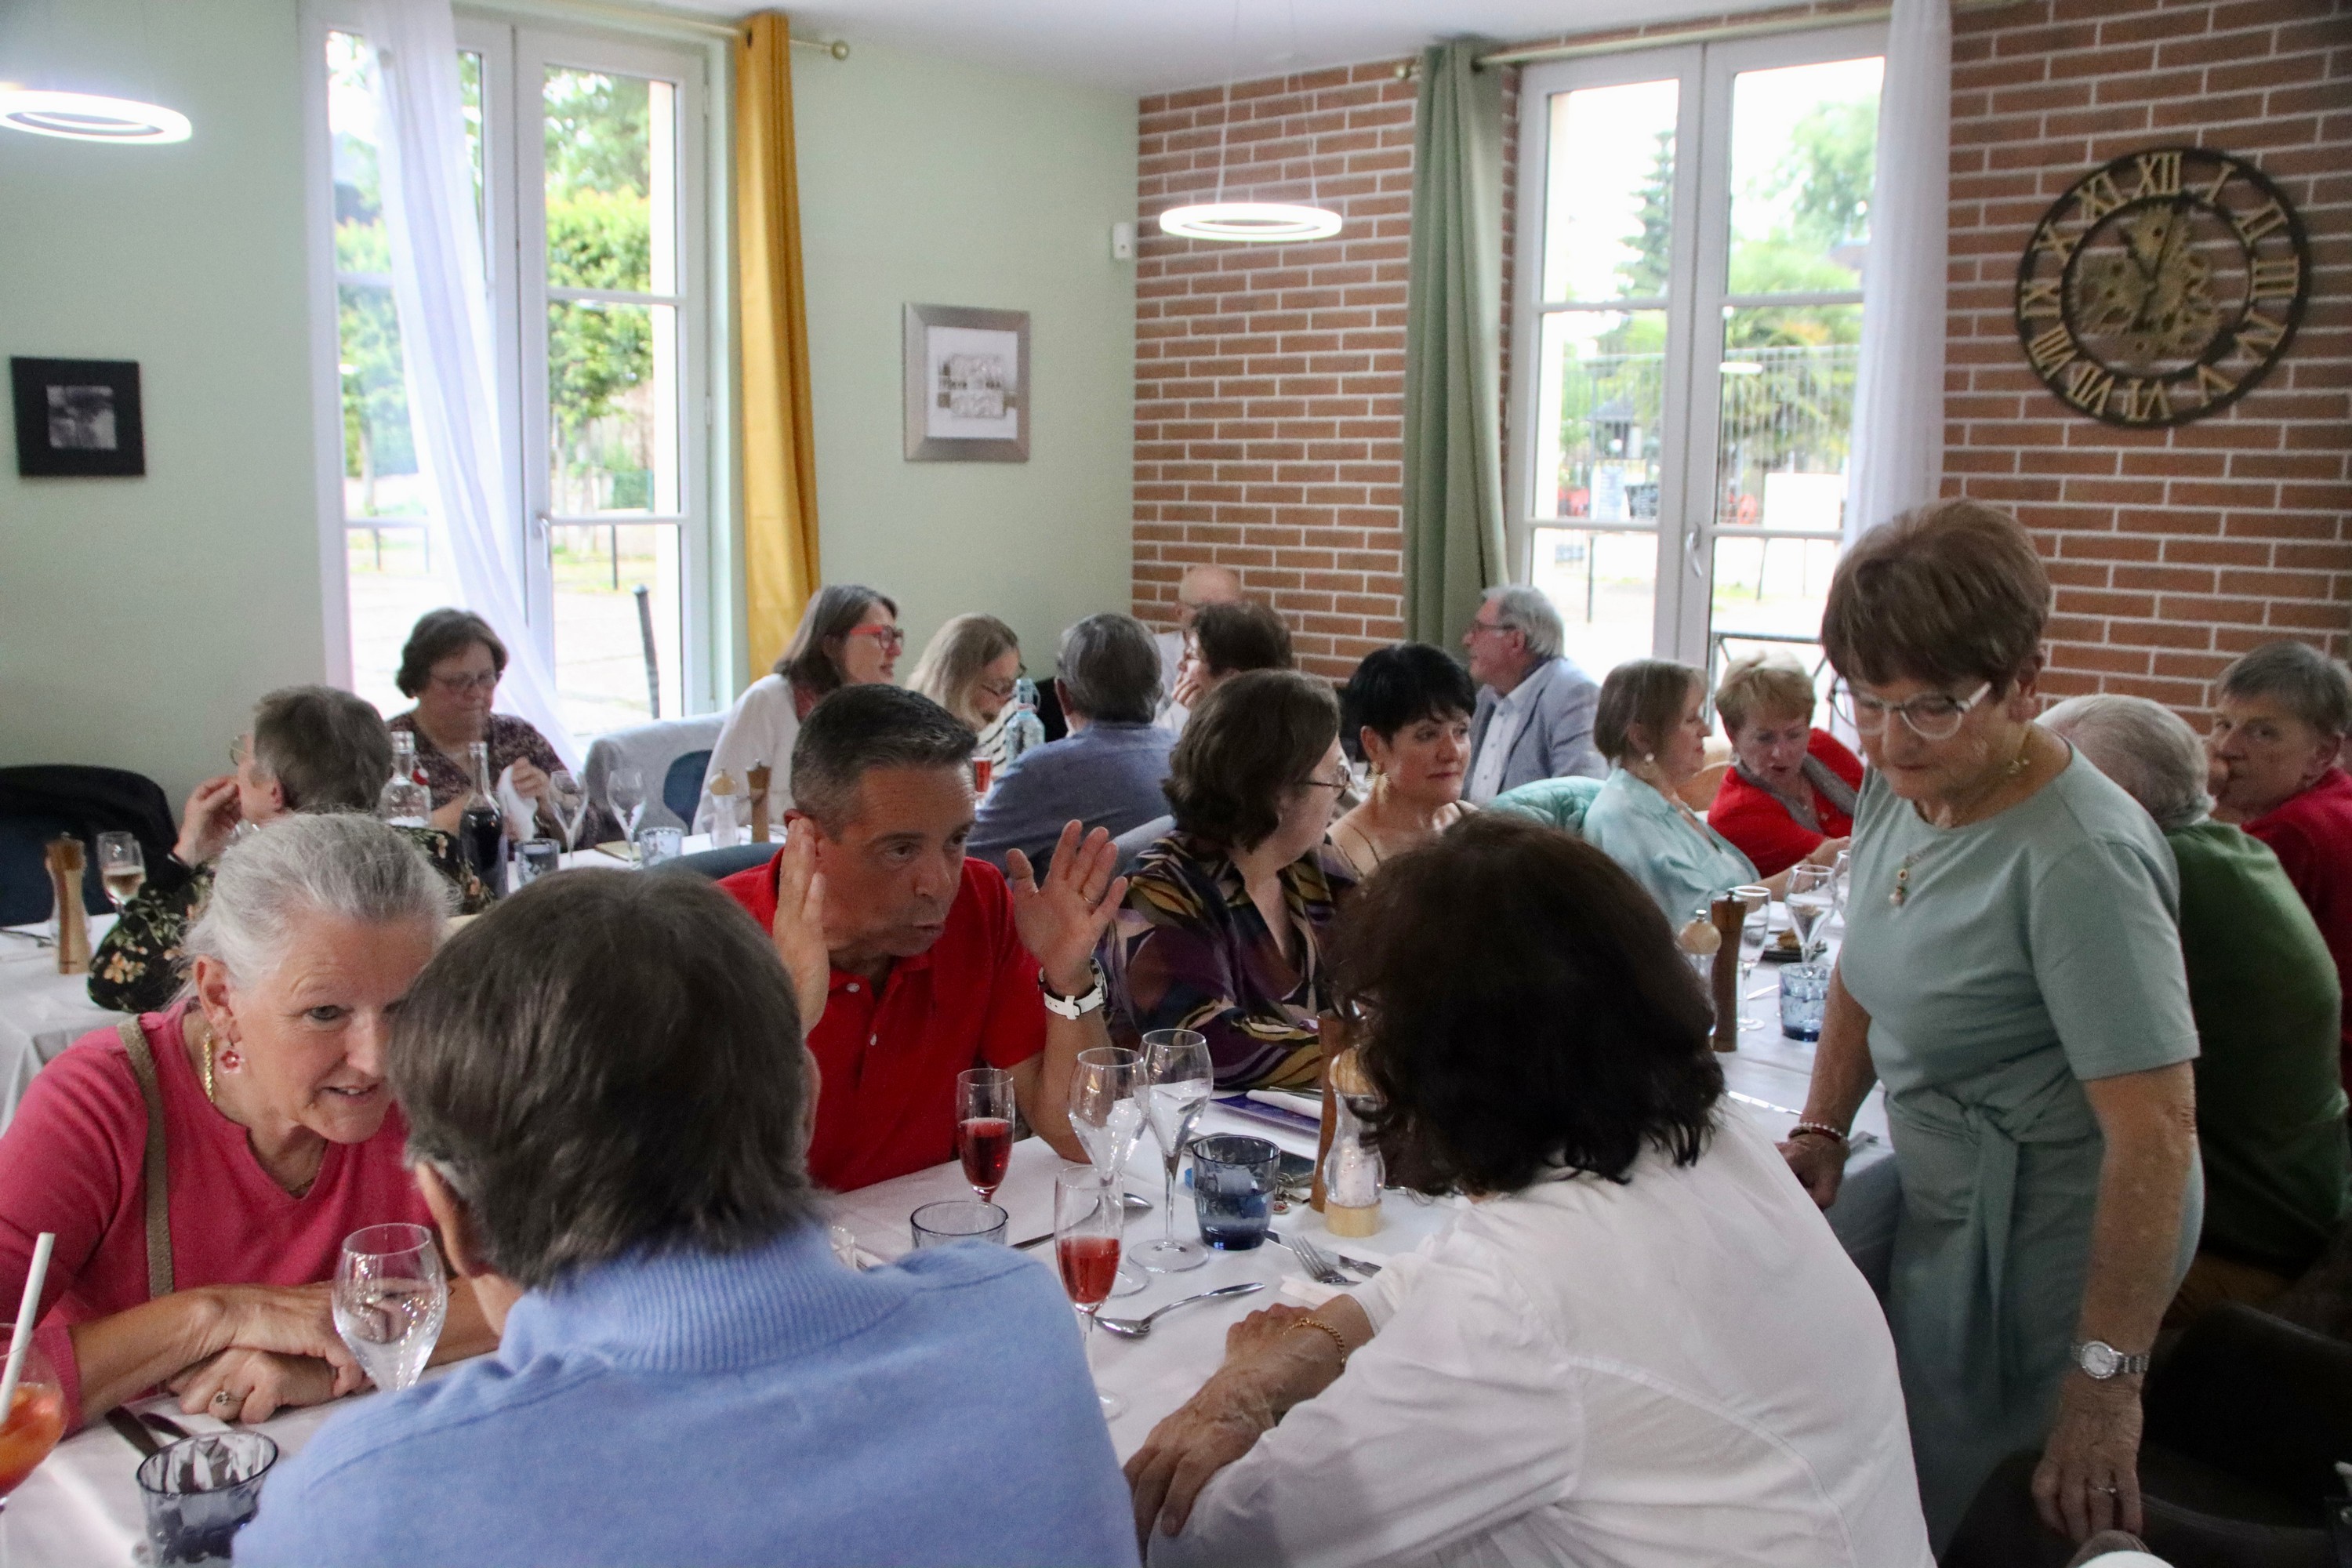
659, 0, 1748, 93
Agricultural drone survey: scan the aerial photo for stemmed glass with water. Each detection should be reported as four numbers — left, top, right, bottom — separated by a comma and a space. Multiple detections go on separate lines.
546, 771, 591, 852
605, 769, 647, 863
332, 1224, 447, 1396
1066, 1047, 1149, 1297
1136, 1029, 1211, 1273
1733, 884, 1771, 1031
1786, 863, 1837, 962
95, 833, 145, 912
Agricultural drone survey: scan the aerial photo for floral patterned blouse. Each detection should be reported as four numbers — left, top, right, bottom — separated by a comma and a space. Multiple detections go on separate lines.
1102, 829, 1357, 1090
387, 710, 617, 844
87, 826, 488, 1015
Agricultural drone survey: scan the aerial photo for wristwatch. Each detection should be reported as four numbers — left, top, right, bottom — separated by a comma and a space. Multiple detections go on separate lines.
1038, 964, 1106, 1020
2071, 1340, 2151, 1380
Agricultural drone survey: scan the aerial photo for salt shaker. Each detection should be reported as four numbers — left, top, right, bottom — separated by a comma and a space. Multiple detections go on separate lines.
706, 770, 742, 848
1321, 1047, 1383, 1238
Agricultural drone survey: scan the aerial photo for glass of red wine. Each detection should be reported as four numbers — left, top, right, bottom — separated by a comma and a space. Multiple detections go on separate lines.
1054, 1165, 1127, 1420
956, 1067, 1015, 1203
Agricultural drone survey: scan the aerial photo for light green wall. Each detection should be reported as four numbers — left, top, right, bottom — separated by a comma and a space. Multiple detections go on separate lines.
785, 40, 1137, 689
0, 0, 324, 805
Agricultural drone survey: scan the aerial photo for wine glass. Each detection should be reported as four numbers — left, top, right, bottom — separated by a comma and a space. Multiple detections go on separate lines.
1054, 1166, 1126, 1420
1136, 1029, 1211, 1273
95, 832, 145, 912
332, 1224, 448, 1395
956, 1067, 1015, 1203
1733, 884, 1770, 1032
1830, 848, 1853, 916
547, 770, 591, 852
606, 769, 646, 863
0, 1327, 64, 1544
1786, 864, 1836, 961
1067, 1047, 1148, 1296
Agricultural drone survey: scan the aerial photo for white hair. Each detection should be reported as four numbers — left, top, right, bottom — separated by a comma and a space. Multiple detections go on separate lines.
183, 813, 454, 991
2042, 694, 2212, 832
1483, 585, 1564, 663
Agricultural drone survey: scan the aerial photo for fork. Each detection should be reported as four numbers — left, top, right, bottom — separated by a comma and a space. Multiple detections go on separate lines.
1272, 1230, 1352, 1287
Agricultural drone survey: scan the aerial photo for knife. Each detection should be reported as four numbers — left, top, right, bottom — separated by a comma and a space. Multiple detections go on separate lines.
107, 1408, 163, 1458
144, 1411, 194, 1442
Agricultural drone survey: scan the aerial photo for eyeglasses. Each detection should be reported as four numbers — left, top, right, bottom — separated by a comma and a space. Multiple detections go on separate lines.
1296, 773, 1351, 794
429, 670, 499, 695
1833, 681, 1993, 742
848, 625, 906, 651
977, 672, 1025, 702
1465, 619, 1519, 640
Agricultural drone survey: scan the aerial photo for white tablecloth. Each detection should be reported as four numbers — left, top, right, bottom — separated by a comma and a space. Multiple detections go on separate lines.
0, 917, 117, 1132
5, 934, 1895, 1563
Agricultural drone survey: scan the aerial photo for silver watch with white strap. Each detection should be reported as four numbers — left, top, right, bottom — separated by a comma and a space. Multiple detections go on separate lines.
2071, 1339, 2150, 1379
1038, 964, 1106, 1020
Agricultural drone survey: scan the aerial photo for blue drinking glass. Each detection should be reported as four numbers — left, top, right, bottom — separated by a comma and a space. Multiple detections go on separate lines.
1190, 1134, 1282, 1250
1780, 960, 1831, 1042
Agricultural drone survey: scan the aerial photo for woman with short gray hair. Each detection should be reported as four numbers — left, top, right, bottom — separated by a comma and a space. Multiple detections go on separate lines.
2049, 694, 2349, 1322
0, 815, 488, 1432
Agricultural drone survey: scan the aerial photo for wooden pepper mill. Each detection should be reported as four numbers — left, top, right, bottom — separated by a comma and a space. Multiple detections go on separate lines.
1708, 892, 1745, 1054
47, 837, 91, 975
746, 763, 772, 844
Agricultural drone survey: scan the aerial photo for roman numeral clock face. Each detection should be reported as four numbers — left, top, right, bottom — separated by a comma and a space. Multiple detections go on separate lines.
2014, 147, 2310, 426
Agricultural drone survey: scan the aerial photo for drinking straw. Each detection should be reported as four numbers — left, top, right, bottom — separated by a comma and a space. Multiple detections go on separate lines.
0, 1232, 56, 1423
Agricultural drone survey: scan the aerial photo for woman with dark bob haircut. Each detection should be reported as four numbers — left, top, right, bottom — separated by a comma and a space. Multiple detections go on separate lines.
1328, 643, 1475, 876
1105, 669, 1355, 1088
1126, 815, 1932, 1566
387, 608, 606, 842
1788, 499, 2201, 1550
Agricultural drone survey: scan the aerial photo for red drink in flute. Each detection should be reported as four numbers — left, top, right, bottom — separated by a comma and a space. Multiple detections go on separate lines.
1055, 1234, 1120, 1308
958, 1116, 1014, 1202
1052, 1166, 1127, 1417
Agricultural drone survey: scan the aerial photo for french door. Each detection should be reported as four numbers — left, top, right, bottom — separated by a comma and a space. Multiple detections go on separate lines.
1508, 24, 1886, 681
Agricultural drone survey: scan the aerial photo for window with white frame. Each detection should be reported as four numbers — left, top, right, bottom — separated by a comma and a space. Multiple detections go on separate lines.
1508, 25, 1885, 686
318, 13, 711, 737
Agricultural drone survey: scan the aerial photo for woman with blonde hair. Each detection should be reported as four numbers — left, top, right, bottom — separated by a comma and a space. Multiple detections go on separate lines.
1708, 653, 1862, 878
909, 614, 1044, 776
697, 584, 898, 834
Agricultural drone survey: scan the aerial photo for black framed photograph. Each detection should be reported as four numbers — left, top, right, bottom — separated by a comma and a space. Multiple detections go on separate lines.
902, 304, 1029, 463
11, 358, 145, 477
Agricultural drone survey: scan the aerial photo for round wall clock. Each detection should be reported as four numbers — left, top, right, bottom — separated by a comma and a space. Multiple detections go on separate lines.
2013, 146, 2310, 426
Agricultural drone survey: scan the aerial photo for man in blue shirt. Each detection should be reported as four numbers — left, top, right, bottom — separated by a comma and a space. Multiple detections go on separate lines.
970, 614, 1176, 877
235, 867, 1137, 1568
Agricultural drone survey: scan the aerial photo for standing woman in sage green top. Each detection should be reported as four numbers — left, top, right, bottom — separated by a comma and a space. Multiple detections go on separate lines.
1784, 502, 2201, 1552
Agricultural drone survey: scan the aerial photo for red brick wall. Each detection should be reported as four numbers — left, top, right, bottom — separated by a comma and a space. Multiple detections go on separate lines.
1133, 66, 1418, 678
1133, 0, 2352, 691
1945, 0, 2351, 711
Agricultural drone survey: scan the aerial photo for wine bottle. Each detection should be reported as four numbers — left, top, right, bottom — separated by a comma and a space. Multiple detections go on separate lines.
459, 741, 506, 898
379, 732, 431, 829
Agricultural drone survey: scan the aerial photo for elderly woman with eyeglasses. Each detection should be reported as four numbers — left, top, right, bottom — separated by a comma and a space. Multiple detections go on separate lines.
1784, 503, 2201, 1553
0, 815, 493, 1432
698, 584, 901, 835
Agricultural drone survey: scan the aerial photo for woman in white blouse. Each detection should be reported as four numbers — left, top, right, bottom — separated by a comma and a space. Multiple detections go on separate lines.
695, 584, 897, 833
1127, 813, 1931, 1568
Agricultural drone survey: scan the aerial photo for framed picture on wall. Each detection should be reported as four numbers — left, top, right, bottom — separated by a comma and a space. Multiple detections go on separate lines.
11, 358, 146, 477
903, 303, 1029, 463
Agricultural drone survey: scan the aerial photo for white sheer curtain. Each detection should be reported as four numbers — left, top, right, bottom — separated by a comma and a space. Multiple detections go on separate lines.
1846, 0, 1951, 541
361, 0, 579, 764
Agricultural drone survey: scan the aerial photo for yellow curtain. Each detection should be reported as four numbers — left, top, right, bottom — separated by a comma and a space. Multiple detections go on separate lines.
735, 13, 821, 677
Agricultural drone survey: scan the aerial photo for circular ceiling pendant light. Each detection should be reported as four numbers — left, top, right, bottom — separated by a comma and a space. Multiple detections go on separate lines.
0, 87, 191, 143
1159, 201, 1343, 244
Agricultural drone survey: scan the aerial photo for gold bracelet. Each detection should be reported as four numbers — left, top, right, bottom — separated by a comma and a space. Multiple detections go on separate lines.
1290, 1316, 1352, 1370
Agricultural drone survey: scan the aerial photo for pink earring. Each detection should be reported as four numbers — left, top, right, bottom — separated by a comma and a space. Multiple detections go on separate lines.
217, 1046, 244, 1074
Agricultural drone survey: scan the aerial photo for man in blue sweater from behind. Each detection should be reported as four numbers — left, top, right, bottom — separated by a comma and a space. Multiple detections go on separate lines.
236, 851, 1138, 1567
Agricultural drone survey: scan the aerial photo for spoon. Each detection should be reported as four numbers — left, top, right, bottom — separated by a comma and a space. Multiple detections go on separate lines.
1094, 1281, 1263, 1340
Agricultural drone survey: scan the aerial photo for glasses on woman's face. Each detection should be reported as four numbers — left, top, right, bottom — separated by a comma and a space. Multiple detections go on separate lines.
1296, 772, 1352, 794
977, 669, 1025, 703
430, 670, 499, 695
1833, 681, 1992, 742
849, 624, 906, 652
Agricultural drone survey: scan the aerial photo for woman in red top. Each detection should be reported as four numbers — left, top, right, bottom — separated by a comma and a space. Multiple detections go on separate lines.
0, 815, 489, 1429
1706, 655, 1864, 879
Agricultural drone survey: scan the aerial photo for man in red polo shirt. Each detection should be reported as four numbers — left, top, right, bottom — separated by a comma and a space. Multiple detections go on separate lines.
2211, 639, 2352, 1090
720, 684, 1116, 1190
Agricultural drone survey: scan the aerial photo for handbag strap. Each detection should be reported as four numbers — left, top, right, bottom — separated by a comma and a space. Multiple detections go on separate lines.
114, 1018, 176, 1299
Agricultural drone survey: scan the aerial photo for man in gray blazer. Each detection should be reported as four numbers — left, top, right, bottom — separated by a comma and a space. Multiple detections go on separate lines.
1461, 585, 1605, 803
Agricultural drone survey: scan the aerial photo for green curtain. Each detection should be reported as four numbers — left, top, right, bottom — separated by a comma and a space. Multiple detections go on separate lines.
1400, 39, 1507, 649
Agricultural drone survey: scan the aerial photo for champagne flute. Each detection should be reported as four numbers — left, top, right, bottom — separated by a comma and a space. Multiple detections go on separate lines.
606, 768, 646, 863
1067, 1047, 1148, 1296
0, 1327, 64, 1549
1054, 1166, 1126, 1420
1786, 863, 1836, 961
332, 1224, 448, 1395
95, 833, 145, 911
1733, 884, 1770, 1031
956, 1067, 1015, 1203
1136, 1029, 1211, 1273
547, 770, 590, 852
